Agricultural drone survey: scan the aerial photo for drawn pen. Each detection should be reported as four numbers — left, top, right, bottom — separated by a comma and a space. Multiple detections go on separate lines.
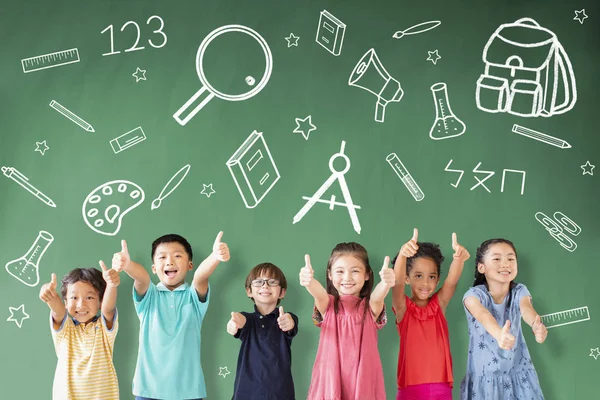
1, 166, 56, 207
49, 100, 95, 132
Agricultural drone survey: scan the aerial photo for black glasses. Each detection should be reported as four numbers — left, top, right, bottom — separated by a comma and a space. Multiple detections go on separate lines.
251, 278, 280, 287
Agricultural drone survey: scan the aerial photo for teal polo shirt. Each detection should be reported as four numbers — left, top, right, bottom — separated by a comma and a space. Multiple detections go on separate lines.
132, 281, 210, 399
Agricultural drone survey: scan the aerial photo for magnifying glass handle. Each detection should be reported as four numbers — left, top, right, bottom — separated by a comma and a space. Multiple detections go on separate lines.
173, 86, 215, 126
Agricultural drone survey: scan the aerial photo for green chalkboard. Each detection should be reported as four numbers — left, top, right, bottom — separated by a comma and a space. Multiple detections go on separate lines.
1, 0, 599, 399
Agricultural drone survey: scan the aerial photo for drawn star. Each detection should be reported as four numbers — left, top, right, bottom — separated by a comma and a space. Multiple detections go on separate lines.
132, 67, 147, 82
293, 115, 317, 140
590, 348, 600, 360
427, 50, 441, 65
7, 304, 30, 328
219, 366, 230, 378
285, 33, 300, 48
35, 140, 49, 156
573, 9, 588, 24
200, 183, 216, 198
581, 161, 595, 176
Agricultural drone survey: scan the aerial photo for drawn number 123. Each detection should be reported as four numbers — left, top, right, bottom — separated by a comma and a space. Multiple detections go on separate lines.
101, 15, 167, 56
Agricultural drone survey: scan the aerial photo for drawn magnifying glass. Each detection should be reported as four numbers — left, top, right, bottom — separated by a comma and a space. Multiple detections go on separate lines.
173, 24, 273, 126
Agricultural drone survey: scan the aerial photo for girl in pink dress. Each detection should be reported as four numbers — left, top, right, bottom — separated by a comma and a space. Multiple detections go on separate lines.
299, 242, 395, 400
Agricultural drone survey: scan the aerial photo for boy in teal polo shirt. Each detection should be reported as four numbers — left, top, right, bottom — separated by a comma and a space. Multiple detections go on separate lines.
115, 231, 230, 400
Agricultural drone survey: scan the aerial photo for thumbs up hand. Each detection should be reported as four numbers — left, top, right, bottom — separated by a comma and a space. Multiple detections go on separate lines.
451, 232, 470, 262
227, 312, 245, 335
532, 315, 548, 343
497, 320, 516, 350
299, 254, 314, 287
379, 256, 395, 288
399, 228, 419, 258
277, 306, 295, 332
39, 273, 59, 303
100, 260, 121, 288
113, 240, 130, 272
212, 231, 230, 262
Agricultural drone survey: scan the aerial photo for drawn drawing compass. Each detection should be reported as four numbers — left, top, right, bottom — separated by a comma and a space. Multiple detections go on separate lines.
293, 141, 361, 234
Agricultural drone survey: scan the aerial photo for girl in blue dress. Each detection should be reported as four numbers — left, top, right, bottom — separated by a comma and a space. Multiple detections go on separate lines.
460, 238, 548, 399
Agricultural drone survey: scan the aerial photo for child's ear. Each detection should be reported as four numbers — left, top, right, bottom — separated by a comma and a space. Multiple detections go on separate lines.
245, 287, 252, 298
151, 264, 157, 274
188, 261, 193, 271
477, 263, 485, 274
279, 288, 286, 299
404, 276, 410, 285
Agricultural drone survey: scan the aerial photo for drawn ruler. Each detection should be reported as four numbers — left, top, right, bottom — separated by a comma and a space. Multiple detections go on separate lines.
541, 306, 590, 329
21, 48, 80, 73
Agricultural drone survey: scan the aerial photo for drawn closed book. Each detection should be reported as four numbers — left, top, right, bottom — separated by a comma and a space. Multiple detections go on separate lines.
316, 10, 346, 56
227, 131, 280, 208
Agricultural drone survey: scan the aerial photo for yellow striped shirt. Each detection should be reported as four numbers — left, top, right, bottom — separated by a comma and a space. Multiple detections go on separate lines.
51, 311, 119, 400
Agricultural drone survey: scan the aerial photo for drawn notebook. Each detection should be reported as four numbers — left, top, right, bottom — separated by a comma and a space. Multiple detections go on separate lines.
226, 131, 280, 208
316, 10, 346, 56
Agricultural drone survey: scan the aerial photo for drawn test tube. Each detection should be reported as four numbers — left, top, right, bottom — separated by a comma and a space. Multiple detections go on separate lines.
386, 153, 425, 201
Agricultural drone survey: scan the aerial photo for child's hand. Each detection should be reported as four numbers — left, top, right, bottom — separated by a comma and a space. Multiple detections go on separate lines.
532, 315, 548, 343
112, 240, 130, 272
39, 273, 59, 303
299, 254, 314, 287
277, 306, 295, 332
227, 312, 244, 335
497, 320, 516, 350
399, 228, 419, 258
100, 260, 120, 288
451, 232, 470, 262
379, 256, 395, 288
212, 231, 230, 262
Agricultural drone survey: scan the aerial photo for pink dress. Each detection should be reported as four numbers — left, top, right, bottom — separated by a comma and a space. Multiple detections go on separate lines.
307, 294, 387, 400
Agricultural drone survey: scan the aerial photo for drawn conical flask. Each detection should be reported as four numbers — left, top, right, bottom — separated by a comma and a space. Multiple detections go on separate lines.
429, 82, 466, 140
5, 230, 54, 287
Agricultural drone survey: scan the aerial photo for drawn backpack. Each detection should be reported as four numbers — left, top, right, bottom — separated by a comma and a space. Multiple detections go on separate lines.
476, 17, 577, 118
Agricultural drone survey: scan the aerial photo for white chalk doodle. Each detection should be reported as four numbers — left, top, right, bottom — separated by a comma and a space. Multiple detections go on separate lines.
5, 230, 54, 287
7, 305, 30, 328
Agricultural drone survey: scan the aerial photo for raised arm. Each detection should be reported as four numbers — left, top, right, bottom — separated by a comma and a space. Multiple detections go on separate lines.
370, 256, 395, 320
193, 231, 230, 300
226, 312, 247, 336
299, 254, 329, 316
520, 296, 548, 343
116, 240, 151, 297
392, 228, 419, 322
38, 273, 66, 330
438, 232, 470, 310
99, 260, 120, 329
464, 296, 515, 350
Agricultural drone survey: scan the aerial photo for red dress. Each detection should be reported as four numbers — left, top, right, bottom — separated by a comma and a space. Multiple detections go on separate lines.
394, 293, 453, 388
307, 294, 386, 400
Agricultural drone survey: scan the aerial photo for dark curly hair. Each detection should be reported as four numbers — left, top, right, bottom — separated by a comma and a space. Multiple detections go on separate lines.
392, 242, 445, 276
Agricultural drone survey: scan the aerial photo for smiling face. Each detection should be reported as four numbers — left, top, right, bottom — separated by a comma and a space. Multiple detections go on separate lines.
478, 242, 518, 284
406, 257, 440, 301
152, 242, 193, 290
65, 281, 101, 324
246, 274, 286, 308
327, 255, 369, 297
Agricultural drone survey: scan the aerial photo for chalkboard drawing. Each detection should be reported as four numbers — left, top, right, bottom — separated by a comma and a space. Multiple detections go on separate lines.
1, 166, 57, 207
6, 304, 29, 328
82, 180, 145, 236
500, 169, 526, 195
293, 141, 362, 234
534, 211, 581, 252
132, 67, 147, 82
392, 20, 441, 39
511, 124, 571, 149
590, 348, 600, 360
581, 161, 594, 176
476, 18, 577, 118
151, 164, 191, 210
426, 50, 441, 65
227, 131, 280, 209
110, 126, 146, 154
5, 230, 54, 287
541, 306, 590, 329
49, 100, 95, 132
219, 366, 230, 378
21, 48, 80, 73
470, 162, 495, 193
173, 25, 273, 126
429, 83, 466, 140
385, 153, 425, 201
293, 115, 317, 140
200, 183, 216, 198
444, 159, 464, 188
573, 9, 588, 25
35, 140, 49, 156
316, 10, 346, 56
285, 33, 300, 47
349, 49, 403, 123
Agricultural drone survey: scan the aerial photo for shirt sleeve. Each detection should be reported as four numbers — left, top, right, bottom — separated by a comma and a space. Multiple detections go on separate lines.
513, 283, 531, 303
285, 312, 299, 338
313, 295, 333, 327
374, 304, 387, 330
51, 313, 71, 354
463, 286, 487, 316
234, 311, 251, 341
134, 282, 155, 317
191, 282, 210, 318
101, 308, 119, 349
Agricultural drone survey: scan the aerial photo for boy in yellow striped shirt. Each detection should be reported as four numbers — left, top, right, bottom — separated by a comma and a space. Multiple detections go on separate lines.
39, 261, 121, 400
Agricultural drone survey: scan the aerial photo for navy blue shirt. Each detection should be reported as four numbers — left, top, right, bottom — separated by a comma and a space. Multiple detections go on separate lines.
232, 305, 298, 400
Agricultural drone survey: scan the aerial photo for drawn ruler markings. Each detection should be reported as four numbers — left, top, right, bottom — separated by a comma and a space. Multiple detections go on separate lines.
541, 306, 590, 329
21, 48, 80, 73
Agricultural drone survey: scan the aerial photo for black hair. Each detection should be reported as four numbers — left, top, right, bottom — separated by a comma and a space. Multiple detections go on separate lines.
151, 234, 193, 261
60, 268, 106, 302
245, 262, 288, 306
473, 238, 518, 309
392, 242, 445, 276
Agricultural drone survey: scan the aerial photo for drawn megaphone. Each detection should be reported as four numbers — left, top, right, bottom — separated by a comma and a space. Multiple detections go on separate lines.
349, 48, 404, 123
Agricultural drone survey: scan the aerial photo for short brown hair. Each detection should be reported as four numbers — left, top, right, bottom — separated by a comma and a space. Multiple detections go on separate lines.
245, 263, 287, 305
60, 268, 106, 301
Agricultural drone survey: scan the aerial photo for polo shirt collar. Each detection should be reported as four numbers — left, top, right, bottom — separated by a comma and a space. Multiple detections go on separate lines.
253, 304, 279, 317
72, 315, 100, 325
157, 281, 189, 291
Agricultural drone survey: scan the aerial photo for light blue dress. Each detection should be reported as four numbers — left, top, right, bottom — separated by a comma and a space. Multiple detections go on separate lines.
460, 283, 544, 399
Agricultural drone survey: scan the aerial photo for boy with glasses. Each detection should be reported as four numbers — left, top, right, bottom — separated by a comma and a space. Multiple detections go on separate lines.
227, 262, 299, 400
